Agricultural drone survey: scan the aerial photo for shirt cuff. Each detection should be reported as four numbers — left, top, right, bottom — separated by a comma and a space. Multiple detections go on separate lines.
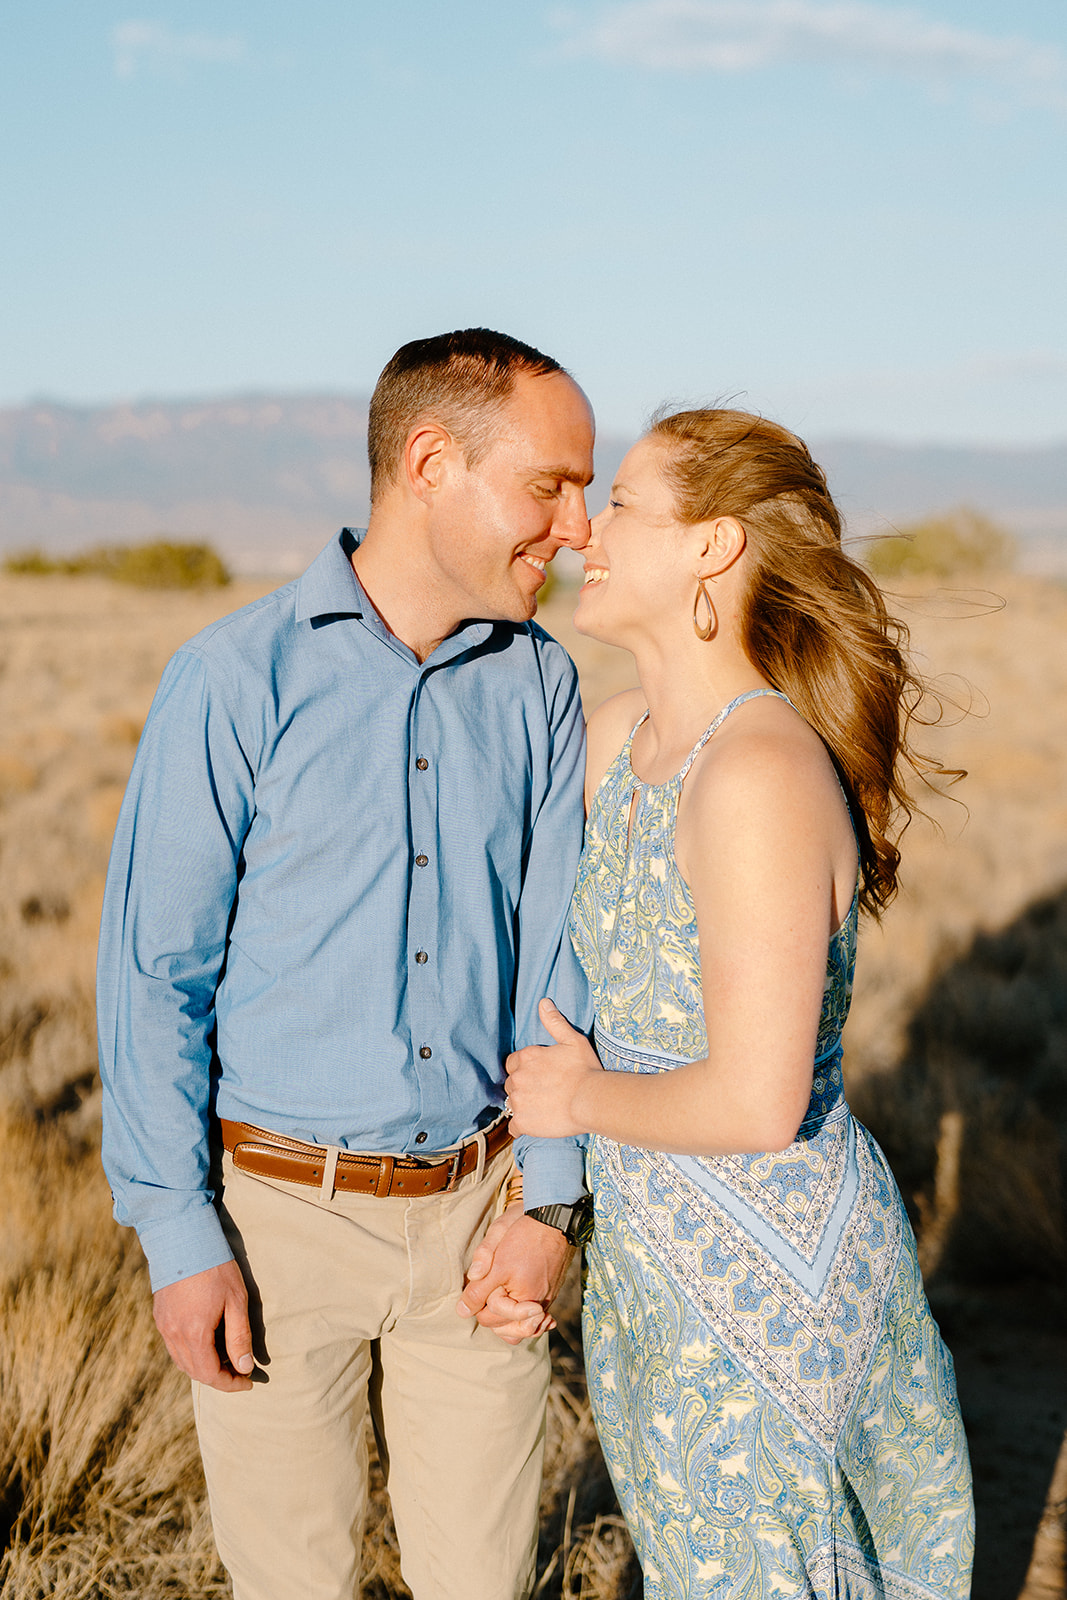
513, 1133, 587, 1208
134, 1199, 235, 1292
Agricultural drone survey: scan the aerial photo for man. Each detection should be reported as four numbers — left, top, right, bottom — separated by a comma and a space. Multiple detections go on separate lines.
98, 329, 597, 1600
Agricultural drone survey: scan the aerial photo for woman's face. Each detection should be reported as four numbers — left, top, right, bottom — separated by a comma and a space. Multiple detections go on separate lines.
573, 435, 691, 644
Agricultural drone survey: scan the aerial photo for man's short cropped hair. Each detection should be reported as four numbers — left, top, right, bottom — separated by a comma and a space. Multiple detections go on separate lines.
367, 328, 564, 503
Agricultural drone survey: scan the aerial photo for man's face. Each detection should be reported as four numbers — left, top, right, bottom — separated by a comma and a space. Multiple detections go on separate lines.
426, 370, 595, 624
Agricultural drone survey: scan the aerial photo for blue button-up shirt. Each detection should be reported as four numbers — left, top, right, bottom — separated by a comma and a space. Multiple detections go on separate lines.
98, 530, 591, 1290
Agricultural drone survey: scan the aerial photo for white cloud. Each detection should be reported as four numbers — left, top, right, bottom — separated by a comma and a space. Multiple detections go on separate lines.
553, 1, 1067, 108
113, 20, 245, 79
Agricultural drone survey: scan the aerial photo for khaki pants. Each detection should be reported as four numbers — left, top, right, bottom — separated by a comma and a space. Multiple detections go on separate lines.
193, 1143, 549, 1600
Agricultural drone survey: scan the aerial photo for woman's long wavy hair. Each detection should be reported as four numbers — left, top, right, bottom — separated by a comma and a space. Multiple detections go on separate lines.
648, 407, 958, 915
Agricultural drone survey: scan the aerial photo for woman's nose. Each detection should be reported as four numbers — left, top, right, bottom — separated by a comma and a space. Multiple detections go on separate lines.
588, 507, 610, 543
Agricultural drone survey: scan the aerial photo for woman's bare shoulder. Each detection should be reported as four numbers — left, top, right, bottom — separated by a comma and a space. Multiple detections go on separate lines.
678, 702, 855, 892
585, 689, 647, 804
688, 705, 838, 823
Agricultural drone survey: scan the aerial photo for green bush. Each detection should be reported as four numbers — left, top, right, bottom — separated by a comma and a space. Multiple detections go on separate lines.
104, 541, 231, 589
865, 506, 1015, 580
3, 549, 57, 576
3, 540, 231, 589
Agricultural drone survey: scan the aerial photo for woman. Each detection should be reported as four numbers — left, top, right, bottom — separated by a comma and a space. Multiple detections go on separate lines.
506, 409, 974, 1598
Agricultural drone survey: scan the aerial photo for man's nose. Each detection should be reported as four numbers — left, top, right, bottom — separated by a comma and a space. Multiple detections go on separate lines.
555, 493, 591, 550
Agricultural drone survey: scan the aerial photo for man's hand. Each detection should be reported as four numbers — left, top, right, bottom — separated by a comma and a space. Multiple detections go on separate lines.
153, 1259, 255, 1392
457, 1207, 572, 1345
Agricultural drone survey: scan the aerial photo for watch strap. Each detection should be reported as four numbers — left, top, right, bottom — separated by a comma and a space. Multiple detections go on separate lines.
525, 1197, 594, 1247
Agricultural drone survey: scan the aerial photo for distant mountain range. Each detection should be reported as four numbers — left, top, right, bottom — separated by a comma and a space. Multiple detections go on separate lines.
2, 395, 1064, 575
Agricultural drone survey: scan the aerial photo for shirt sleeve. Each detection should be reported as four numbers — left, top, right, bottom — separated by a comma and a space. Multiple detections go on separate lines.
97, 647, 254, 1290
510, 645, 594, 1208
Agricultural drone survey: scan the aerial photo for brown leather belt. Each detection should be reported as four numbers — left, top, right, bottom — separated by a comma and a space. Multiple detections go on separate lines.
220, 1116, 512, 1197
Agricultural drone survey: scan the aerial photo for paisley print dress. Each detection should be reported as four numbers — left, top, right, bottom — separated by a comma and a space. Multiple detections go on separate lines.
571, 690, 974, 1600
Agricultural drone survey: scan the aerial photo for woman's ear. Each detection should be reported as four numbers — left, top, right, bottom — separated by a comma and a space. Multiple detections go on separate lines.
696, 515, 746, 578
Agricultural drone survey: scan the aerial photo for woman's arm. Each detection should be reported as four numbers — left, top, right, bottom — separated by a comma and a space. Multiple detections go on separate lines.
507, 717, 856, 1156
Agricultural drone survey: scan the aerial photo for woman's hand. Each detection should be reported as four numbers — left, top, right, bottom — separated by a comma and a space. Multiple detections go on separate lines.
505, 999, 603, 1137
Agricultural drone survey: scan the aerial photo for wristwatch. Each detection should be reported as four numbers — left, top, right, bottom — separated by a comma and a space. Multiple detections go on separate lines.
525, 1196, 594, 1248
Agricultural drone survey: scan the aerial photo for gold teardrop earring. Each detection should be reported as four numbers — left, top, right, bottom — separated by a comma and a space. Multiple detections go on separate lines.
693, 577, 716, 641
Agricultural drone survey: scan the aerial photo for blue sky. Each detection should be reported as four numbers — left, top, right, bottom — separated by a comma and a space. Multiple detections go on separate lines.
2, 0, 1065, 442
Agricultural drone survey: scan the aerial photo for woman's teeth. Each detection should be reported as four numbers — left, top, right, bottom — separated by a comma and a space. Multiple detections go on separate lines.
583, 568, 608, 584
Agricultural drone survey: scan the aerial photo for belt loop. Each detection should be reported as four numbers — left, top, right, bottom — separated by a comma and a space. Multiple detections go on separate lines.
318, 1145, 341, 1205
473, 1129, 487, 1186
375, 1155, 395, 1198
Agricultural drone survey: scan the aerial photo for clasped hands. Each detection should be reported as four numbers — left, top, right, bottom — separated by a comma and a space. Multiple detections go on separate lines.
457, 1000, 602, 1343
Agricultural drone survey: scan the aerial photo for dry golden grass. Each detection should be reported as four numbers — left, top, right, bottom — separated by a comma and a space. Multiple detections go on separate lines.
0, 1111, 225, 1597
2, 565, 1066, 1597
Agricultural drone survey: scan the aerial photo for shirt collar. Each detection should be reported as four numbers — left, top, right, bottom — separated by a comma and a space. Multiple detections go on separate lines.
295, 529, 496, 664
294, 529, 367, 623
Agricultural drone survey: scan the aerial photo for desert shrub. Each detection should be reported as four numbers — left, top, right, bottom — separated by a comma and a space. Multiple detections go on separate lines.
105, 541, 231, 589
854, 885, 1067, 1285
864, 506, 1016, 580
2, 551, 56, 576
3, 541, 230, 589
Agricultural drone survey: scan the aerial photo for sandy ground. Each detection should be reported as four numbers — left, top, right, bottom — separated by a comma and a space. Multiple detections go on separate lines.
2, 565, 1066, 1596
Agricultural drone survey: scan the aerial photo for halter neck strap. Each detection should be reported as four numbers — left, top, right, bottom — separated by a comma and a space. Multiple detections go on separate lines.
678, 688, 795, 779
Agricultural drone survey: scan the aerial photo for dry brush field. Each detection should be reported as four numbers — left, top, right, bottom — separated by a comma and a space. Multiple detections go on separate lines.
2, 567, 1066, 1598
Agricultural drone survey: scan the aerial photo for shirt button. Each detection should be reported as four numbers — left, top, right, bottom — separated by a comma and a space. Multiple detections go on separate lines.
416, 756, 428, 771
415, 950, 428, 964
419, 1046, 432, 1059
415, 1131, 428, 1144
415, 853, 428, 867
